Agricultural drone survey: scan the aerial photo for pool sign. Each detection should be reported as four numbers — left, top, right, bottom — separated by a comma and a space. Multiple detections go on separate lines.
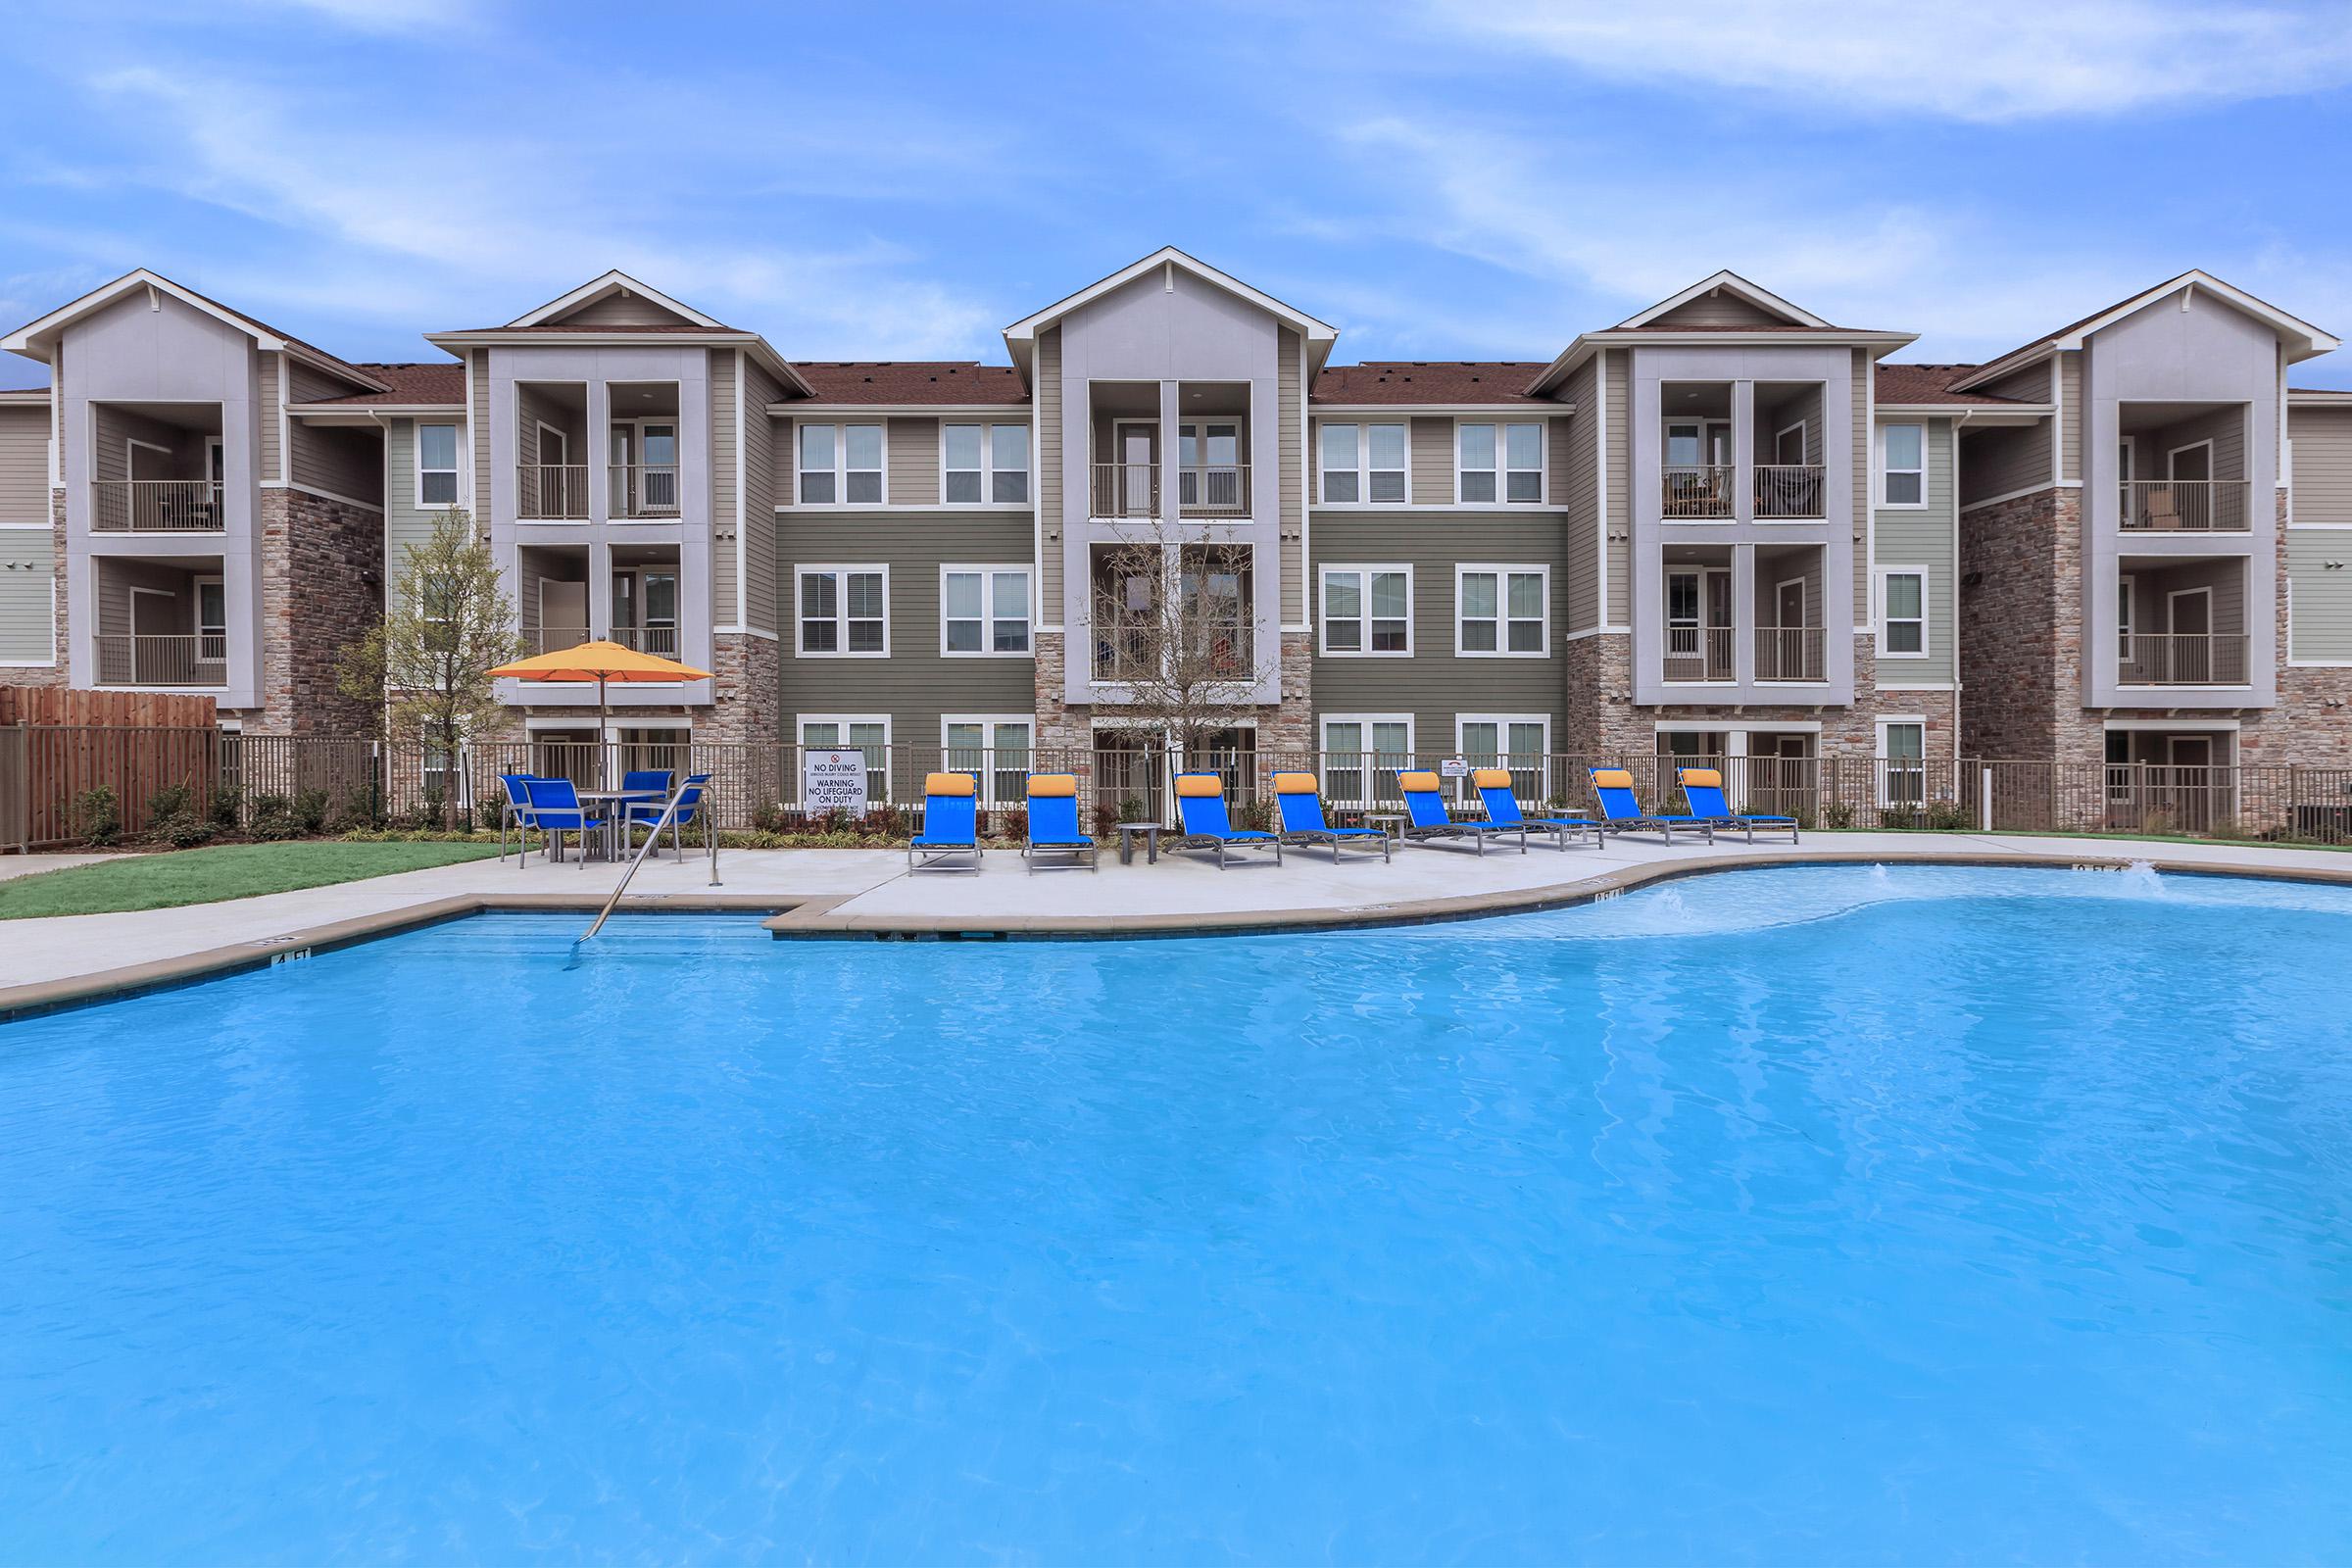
804, 749, 869, 814
1440, 757, 1472, 778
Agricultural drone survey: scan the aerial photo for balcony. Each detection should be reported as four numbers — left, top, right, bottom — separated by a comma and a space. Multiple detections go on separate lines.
2118, 633, 2249, 686
1091, 462, 1159, 519
1178, 464, 1250, 518
92, 479, 225, 533
611, 624, 681, 658
1664, 626, 1736, 682
1662, 466, 1734, 518
93, 634, 225, 687
518, 465, 591, 520
532, 624, 592, 655
609, 464, 681, 519
1754, 465, 1825, 520
1755, 624, 1827, 681
2120, 479, 2251, 533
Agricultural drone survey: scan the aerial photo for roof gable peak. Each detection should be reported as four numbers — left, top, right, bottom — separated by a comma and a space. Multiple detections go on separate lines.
1616, 270, 1831, 330
508, 270, 728, 330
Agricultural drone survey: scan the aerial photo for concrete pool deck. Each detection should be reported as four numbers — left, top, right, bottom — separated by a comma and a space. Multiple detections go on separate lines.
4, 829, 2351, 1016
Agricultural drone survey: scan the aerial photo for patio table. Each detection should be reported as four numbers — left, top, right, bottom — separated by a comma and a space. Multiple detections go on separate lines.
576, 788, 665, 860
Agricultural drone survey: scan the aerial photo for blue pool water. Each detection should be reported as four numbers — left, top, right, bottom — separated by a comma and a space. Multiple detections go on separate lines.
4, 864, 2351, 1563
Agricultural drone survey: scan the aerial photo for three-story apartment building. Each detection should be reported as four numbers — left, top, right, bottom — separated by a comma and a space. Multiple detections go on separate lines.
3, 251, 2345, 795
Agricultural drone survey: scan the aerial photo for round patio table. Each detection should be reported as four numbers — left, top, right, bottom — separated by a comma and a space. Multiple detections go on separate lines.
1114, 821, 1162, 865
576, 788, 666, 860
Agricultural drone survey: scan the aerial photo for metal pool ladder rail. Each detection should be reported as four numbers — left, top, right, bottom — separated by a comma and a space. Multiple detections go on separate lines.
579, 780, 721, 942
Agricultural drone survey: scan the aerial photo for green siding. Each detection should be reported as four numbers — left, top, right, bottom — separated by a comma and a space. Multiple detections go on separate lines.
1873, 416, 1956, 684
383, 416, 466, 605
0, 529, 55, 662
2288, 530, 2352, 662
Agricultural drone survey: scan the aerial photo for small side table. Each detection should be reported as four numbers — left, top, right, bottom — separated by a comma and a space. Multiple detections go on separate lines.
1114, 821, 1162, 865
1363, 811, 1408, 846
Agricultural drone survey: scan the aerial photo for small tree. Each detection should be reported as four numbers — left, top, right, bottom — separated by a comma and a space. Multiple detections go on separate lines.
1089, 518, 1257, 765
336, 510, 525, 828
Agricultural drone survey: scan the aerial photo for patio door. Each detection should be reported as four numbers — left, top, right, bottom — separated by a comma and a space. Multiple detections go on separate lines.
2166, 733, 2216, 833
541, 579, 587, 654
1179, 420, 1241, 512
194, 576, 226, 668
1117, 421, 1156, 517
2169, 587, 2211, 682
128, 587, 175, 684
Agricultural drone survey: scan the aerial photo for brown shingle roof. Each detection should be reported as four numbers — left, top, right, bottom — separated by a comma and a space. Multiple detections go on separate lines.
452, 322, 755, 335
294, 362, 467, 407
1874, 363, 2039, 407
1312, 362, 1556, 406
784, 362, 1030, 406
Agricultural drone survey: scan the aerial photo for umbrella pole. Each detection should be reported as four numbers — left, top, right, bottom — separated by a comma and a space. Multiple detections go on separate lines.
599, 674, 611, 790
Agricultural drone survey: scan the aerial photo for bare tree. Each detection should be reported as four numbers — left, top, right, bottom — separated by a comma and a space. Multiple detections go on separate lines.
335, 510, 526, 827
1088, 517, 1258, 763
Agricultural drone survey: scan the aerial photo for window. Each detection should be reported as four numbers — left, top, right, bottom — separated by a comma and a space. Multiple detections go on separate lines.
799, 715, 890, 803
2118, 573, 2135, 657
1318, 421, 1405, 505
798, 422, 883, 505
944, 423, 1028, 505
1321, 714, 1414, 806
797, 566, 888, 656
416, 423, 460, 508
943, 716, 1034, 805
194, 576, 226, 662
1882, 423, 1925, 507
1457, 566, 1547, 656
1878, 717, 1927, 806
942, 566, 1030, 656
1457, 421, 1543, 504
1458, 714, 1550, 801
1319, 566, 1411, 656
1882, 568, 1926, 656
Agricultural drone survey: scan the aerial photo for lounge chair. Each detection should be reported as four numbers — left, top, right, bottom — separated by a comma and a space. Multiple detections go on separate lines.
1272, 771, 1390, 863
1172, 772, 1283, 868
1396, 769, 1526, 855
908, 771, 981, 873
1472, 768, 1598, 851
1022, 773, 1098, 873
496, 771, 541, 863
624, 771, 711, 858
519, 776, 605, 866
1587, 766, 1713, 845
1677, 766, 1799, 844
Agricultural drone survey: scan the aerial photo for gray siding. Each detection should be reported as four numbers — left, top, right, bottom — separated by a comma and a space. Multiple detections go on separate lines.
741, 359, 784, 634
288, 417, 382, 505
2059, 352, 2082, 481
1960, 421, 2050, 506
711, 350, 738, 621
1645, 292, 1787, 329
1605, 349, 1629, 623
1409, 416, 1451, 505
2291, 406, 2352, 525
383, 416, 457, 586
1850, 350, 1870, 620
1279, 327, 1303, 625
470, 352, 492, 520
0, 405, 48, 522
1873, 416, 1956, 683
1556, 356, 1598, 631
2128, 558, 2245, 637
92, 404, 203, 481
558, 293, 698, 327
1037, 325, 1061, 618
888, 416, 938, 506
0, 528, 55, 662
2288, 529, 2352, 661
258, 353, 282, 483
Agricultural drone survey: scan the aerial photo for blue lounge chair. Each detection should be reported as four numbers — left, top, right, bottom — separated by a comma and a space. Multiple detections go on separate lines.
496, 771, 541, 863
1022, 773, 1098, 873
520, 776, 605, 866
1172, 772, 1282, 868
1472, 767, 1598, 851
1273, 770, 1389, 862
908, 771, 981, 873
1396, 769, 1526, 855
1588, 766, 1713, 845
1678, 766, 1799, 844
625, 771, 711, 858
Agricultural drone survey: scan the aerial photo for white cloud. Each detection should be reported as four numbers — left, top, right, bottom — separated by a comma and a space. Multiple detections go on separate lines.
1425, 0, 2352, 122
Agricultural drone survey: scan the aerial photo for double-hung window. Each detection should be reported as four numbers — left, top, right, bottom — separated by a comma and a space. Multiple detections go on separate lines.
942, 566, 1030, 655
799, 423, 884, 505
1457, 566, 1547, 655
1881, 423, 1925, 507
1318, 421, 1406, 504
1319, 566, 1411, 655
944, 717, 1034, 805
1882, 569, 1926, 656
1879, 719, 1927, 806
416, 423, 460, 508
799, 716, 889, 803
798, 566, 888, 655
1457, 421, 1543, 503
1458, 714, 1549, 802
1321, 715, 1413, 807
944, 423, 1029, 505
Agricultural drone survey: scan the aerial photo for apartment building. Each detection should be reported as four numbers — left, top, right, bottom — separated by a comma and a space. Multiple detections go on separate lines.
2, 251, 2346, 790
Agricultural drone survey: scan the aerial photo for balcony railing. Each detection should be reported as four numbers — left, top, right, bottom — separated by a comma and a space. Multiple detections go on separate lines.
518, 465, 591, 519
1663, 625, 1736, 681
91, 480, 224, 533
1662, 466, 1735, 518
2118, 632, 2249, 685
1755, 624, 1827, 681
1754, 465, 1826, 519
1178, 465, 1250, 517
93, 634, 227, 687
611, 625, 681, 658
532, 624, 591, 655
1090, 462, 1160, 519
1092, 617, 1154, 680
609, 464, 681, 518
2120, 479, 2251, 532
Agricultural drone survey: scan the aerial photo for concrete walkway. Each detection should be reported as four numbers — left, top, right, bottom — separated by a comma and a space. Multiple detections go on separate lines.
5, 829, 2351, 1014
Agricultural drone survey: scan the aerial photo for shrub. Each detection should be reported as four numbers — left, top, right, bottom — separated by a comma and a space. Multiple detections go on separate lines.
146, 781, 195, 821
335, 782, 382, 832
248, 793, 305, 841
1820, 803, 1856, 830
74, 786, 121, 848
153, 810, 217, 850
210, 783, 244, 831
474, 798, 505, 832
295, 789, 331, 836
752, 801, 791, 834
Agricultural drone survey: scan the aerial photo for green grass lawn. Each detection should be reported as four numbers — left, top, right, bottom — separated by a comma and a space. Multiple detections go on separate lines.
0, 840, 505, 920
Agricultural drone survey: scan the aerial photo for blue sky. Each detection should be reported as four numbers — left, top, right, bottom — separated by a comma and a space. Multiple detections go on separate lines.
5, 0, 2352, 389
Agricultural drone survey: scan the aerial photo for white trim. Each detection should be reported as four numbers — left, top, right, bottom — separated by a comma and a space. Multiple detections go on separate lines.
509, 270, 728, 330
1595, 349, 1610, 627
1877, 681, 1955, 691
1615, 270, 1831, 330
1289, 329, 1310, 632
792, 419, 888, 508
2167, 437, 2216, 481
1561, 624, 1632, 642
1314, 416, 1410, 507
267, 481, 385, 514
1879, 421, 1927, 509
2118, 570, 2136, 659
1773, 418, 1807, 466
733, 348, 748, 631
2100, 717, 2241, 733
711, 624, 781, 641
1453, 563, 1551, 658
1317, 712, 1415, 752
1315, 563, 1414, 658
1308, 403, 1577, 416
2165, 582, 2214, 640
1877, 565, 1929, 658
938, 564, 1032, 658
794, 713, 894, 801
1317, 712, 1416, 803
1451, 416, 1547, 506
1874, 714, 1930, 806
1952, 272, 2339, 393
0, 270, 390, 394
939, 419, 1033, 509
1002, 246, 1337, 350
939, 713, 1037, 805
1454, 713, 1551, 753
1958, 481, 2066, 514
793, 563, 891, 658
1652, 717, 1822, 735
413, 419, 463, 512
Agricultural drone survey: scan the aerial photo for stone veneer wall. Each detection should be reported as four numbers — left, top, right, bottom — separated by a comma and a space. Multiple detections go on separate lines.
258, 488, 383, 734
703, 632, 780, 744
1558, 630, 1953, 758
1032, 629, 1314, 758
1957, 487, 2078, 760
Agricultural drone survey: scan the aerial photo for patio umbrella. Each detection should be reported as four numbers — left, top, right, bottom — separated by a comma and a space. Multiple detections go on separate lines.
486, 639, 714, 788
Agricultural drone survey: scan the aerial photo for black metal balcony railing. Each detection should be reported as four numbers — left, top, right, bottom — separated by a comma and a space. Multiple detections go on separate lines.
2120, 479, 2251, 532
1755, 625, 1827, 681
93, 634, 227, 686
1663, 625, 1736, 681
2118, 633, 2249, 685
1754, 465, 1826, 518
91, 480, 225, 532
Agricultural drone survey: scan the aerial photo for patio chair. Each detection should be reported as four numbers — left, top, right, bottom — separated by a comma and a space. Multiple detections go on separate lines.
1171, 772, 1283, 868
1022, 773, 1098, 873
1677, 766, 1799, 844
496, 772, 541, 863
1472, 768, 1598, 851
520, 776, 606, 866
1272, 771, 1389, 863
908, 771, 981, 873
625, 771, 711, 859
1588, 766, 1713, 845
1396, 770, 1526, 855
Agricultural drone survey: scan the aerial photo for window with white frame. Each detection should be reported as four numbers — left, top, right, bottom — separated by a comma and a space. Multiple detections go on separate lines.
797, 566, 888, 655
1881, 423, 1925, 507
798, 422, 883, 505
799, 715, 890, 803
1457, 566, 1547, 655
1321, 714, 1414, 806
1318, 421, 1406, 505
2118, 573, 2135, 657
1881, 568, 1926, 656
1878, 717, 1927, 805
944, 423, 1029, 505
1457, 421, 1543, 504
1458, 714, 1550, 801
943, 716, 1034, 805
1319, 565, 1411, 655
942, 566, 1029, 655
416, 422, 460, 508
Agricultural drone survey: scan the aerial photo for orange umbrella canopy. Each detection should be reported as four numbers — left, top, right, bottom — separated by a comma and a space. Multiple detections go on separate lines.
487, 639, 713, 683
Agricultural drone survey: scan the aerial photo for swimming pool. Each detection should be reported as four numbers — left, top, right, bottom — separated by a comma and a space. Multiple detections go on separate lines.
3, 863, 2349, 1562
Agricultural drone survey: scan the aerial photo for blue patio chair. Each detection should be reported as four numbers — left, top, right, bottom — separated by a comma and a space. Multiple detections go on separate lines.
496, 772, 541, 863
1273, 770, 1389, 863
520, 776, 606, 866
1473, 767, 1599, 851
1396, 769, 1526, 855
1589, 766, 1713, 845
908, 771, 981, 873
1022, 773, 1097, 873
626, 771, 711, 858
1172, 772, 1282, 868
619, 768, 672, 805
1678, 766, 1799, 844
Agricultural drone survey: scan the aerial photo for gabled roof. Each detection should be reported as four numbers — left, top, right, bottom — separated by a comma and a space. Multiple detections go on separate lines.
1873, 363, 2046, 409
1312, 363, 1557, 407
1615, 270, 1831, 330
0, 269, 388, 391
1002, 247, 1338, 375
507, 270, 730, 330
1951, 270, 2341, 391
424, 271, 815, 397
782, 362, 1031, 407
290, 362, 467, 410
1524, 271, 1914, 397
